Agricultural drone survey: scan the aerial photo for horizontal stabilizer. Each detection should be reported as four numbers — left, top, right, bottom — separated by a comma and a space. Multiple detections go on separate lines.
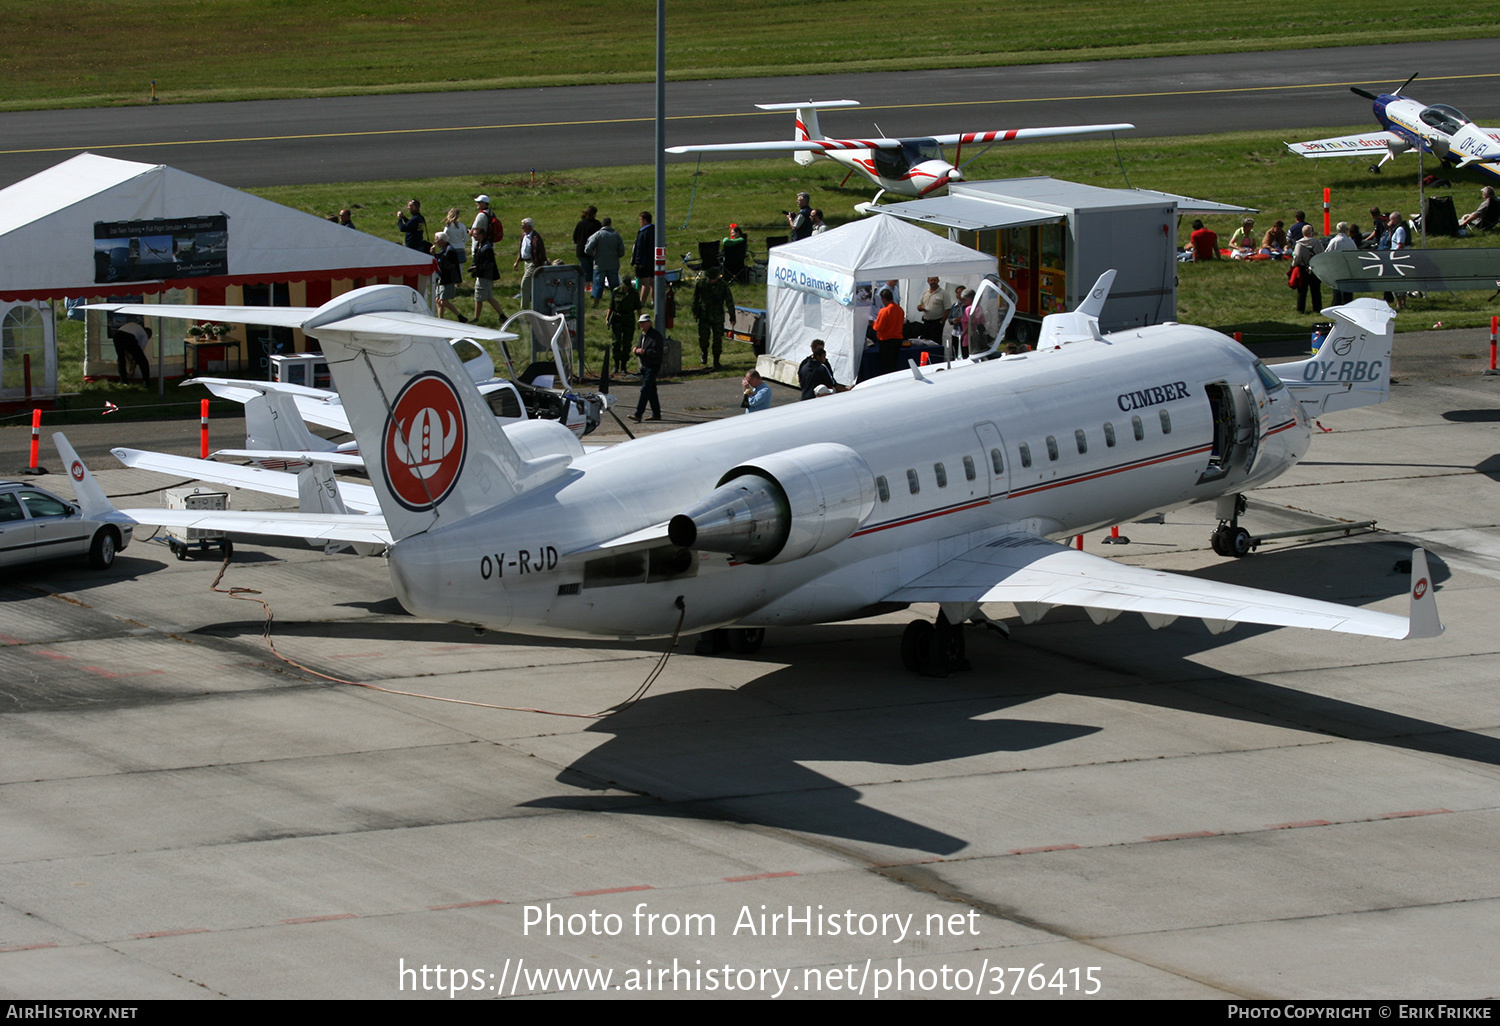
113, 507, 392, 546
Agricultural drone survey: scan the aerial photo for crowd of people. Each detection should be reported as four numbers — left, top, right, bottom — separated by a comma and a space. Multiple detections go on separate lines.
1185, 186, 1500, 316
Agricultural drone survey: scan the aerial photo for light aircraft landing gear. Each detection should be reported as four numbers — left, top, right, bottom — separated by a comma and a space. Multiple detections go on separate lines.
1211, 493, 1253, 558
900, 610, 970, 677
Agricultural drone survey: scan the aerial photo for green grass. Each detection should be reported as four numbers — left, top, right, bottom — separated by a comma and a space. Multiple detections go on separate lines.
4, 0, 1500, 109
35, 123, 1500, 421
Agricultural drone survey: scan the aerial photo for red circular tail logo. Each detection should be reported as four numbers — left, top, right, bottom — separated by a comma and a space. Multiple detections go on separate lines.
1413, 578, 1428, 600
382, 373, 468, 512
70, 460, 85, 482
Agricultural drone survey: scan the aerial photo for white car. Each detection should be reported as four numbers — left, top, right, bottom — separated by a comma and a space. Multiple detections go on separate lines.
0, 480, 131, 571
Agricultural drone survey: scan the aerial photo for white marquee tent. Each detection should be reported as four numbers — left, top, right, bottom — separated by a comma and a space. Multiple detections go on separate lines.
0, 153, 433, 302
766, 214, 998, 385
0, 153, 435, 391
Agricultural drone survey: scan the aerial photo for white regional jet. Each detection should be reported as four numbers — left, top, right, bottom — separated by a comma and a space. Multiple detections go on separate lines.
80, 277, 1440, 674
666, 100, 1134, 205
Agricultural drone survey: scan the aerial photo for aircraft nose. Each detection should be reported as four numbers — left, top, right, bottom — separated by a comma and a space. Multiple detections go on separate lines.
949, 167, 965, 182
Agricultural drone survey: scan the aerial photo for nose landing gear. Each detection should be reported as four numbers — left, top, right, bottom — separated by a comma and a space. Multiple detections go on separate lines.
1210, 493, 1253, 558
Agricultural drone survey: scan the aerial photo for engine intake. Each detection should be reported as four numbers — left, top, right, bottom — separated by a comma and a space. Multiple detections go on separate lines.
668, 443, 877, 564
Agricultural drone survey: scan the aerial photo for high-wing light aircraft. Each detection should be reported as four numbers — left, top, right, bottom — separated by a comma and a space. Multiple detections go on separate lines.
80, 272, 1440, 674
1287, 75, 1500, 183
666, 100, 1135, 205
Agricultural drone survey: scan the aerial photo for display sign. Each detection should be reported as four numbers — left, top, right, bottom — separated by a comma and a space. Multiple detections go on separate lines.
770, 258, 855, 306
93, 215, 228, 284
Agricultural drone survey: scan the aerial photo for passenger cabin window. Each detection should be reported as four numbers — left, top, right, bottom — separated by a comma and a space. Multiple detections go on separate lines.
1104, 422, 1116, 447
989, 448, 1003, 474
907, 469, 920, 494
1045, 435, 1059, 462
1019, 443, 1032, 468
963, 455, 976, 481
1132, 415, 1144, 441
934, 462, 947, 488
876, 475, 889, 502
1159, 409, 1172, 434
1075, 429, 1088, 455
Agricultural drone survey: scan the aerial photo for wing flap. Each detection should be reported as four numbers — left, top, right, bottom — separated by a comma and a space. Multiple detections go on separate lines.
885, 534, 1416, 639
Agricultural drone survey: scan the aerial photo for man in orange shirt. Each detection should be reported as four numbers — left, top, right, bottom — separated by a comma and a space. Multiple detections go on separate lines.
873, 287, 906, 374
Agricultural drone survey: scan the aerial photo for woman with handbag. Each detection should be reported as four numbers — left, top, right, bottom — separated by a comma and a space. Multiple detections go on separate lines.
1291, 225, 1322, 314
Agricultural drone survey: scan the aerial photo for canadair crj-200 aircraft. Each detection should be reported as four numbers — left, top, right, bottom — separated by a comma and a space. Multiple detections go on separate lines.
666, 100, 1134, 205
78, 273, 1440, 674
1287, 74, 1500, 183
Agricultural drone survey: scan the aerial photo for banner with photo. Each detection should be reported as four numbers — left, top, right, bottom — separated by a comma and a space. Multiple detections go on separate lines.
93, 215, 228, 284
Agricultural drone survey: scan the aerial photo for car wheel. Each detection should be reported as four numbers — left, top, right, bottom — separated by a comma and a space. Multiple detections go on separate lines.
88, 529, 117, 570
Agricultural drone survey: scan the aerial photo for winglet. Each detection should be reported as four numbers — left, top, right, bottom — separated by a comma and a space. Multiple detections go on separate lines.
1405, 548, 1444, 639
52, 433, 116, 518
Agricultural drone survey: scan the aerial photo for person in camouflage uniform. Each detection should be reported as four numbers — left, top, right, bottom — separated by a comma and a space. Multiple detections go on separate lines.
690, 270, 735, 368
606, 281, 641, 373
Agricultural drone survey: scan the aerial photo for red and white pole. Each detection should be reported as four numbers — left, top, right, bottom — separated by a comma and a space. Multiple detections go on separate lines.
1486, 315, 1499, 377
1323, 188, 1332, 235
200, 399, 210, 458
23, 407, 44, 475
1074, 535, 1083, 550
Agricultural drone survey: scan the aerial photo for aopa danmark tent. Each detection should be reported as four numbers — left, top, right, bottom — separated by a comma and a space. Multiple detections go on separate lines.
766, 214, 998, 386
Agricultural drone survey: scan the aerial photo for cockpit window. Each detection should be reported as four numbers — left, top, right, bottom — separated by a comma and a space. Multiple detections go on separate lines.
1253, 359, 1286, 393
873, 139, 942, 178
1420, 104, 1470, 134
451, 338, 486, 364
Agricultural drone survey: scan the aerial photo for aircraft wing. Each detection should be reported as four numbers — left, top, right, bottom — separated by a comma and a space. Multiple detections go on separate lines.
112, 507, 392, 546
1285, 132, 1402, 158
927, 124, 1134, 145
883, 534, 1440, 640
668, 123, 1134, 155
668, 138, 907, 154
111, 447, 381, 514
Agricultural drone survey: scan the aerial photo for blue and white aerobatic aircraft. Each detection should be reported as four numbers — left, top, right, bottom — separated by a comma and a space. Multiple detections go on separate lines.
1287, 75, 1500, 183
76, 274, 1440, 675
667, 100, 1134, 205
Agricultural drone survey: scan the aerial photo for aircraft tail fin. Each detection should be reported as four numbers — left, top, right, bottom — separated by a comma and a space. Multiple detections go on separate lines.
52, 433, 116, 519
1276, 298, 1396, 415
1036, 269, 1114, 348
756, 99, 859, 166
244, 387, 338, 454
305, 286, 573, 542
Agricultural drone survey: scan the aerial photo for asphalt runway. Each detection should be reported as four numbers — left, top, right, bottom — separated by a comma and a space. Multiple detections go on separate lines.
2, 40, 1498, 188
2, 334, 1498, 998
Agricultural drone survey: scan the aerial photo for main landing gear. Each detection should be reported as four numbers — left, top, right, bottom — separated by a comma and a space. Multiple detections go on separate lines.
900, 609, 972, 677
693, 627, 764, 655
1210, 493, 1253, 558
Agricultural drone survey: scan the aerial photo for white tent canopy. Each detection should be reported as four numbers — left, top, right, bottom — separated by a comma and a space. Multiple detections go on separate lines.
0, 153, 433, 301
767, 214, 998, 385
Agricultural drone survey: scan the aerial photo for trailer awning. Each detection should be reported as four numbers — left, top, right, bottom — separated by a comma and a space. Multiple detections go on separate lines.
874, 196, 1064, 233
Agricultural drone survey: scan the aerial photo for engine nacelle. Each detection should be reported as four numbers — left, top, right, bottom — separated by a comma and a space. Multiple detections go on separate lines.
668, 443, 877, 564
502, 418, 584, 462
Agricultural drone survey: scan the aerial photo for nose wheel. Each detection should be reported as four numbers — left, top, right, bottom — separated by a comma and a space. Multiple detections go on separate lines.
1210, 494, 1253, 557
